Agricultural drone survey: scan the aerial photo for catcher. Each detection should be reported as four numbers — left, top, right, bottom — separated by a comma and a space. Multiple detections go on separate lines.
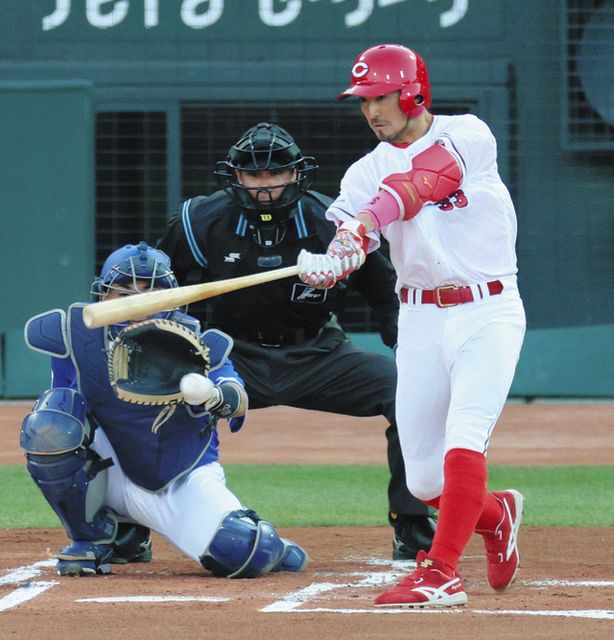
20, 241, 308, 578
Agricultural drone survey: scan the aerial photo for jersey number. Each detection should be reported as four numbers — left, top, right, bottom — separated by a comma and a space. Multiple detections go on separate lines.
437, 189, 468, 212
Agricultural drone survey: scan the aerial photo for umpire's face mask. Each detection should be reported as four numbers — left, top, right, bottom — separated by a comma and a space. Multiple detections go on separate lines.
235, 168, 297, 206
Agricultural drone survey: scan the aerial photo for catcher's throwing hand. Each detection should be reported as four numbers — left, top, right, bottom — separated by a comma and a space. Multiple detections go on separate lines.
180, 374, 246, 419
180, 373, 219, 406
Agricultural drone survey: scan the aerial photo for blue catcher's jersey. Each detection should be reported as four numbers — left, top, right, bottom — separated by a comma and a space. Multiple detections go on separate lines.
25, 304, 245, 492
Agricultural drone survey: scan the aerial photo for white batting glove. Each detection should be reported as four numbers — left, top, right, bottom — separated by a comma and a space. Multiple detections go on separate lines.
297, 249, 343, 289
326, 220, 367, 278
327, 219, 367, 259
180, 373, 222, 408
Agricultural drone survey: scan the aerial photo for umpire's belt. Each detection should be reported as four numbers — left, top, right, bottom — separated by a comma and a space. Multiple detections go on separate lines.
238, 325, 322, 347
400, 280, 504, 308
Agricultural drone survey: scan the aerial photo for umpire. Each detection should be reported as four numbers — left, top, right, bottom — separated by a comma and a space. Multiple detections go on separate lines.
158, 122, 435, 559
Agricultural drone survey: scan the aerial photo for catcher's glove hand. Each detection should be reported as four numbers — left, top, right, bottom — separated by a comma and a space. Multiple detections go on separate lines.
108, 318, 211, 405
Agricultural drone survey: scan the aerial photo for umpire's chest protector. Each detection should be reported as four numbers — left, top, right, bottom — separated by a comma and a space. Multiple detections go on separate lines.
58, 305, 217, 491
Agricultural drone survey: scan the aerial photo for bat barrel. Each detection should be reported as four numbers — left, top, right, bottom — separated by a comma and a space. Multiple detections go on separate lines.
82, 264, 300, 329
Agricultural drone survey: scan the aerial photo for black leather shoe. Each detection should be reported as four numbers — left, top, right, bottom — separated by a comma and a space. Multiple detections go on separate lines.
391, 514, 436, 561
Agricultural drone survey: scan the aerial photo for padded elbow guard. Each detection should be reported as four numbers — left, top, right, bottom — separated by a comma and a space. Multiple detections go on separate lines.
380, 143, 462, 221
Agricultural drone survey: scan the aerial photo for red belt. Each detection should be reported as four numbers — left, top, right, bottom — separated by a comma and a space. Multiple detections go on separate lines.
400, 280, 504, 308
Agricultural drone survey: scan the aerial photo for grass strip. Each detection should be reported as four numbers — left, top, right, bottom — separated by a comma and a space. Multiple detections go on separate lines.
1, 464, 612, 528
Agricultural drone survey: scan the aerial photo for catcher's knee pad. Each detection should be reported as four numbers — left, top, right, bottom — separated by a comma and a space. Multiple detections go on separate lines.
20, 388, 117, 542
199, 509, 285, 578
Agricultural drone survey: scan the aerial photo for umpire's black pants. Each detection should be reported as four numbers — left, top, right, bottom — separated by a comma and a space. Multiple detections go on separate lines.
228, 327, 429, 521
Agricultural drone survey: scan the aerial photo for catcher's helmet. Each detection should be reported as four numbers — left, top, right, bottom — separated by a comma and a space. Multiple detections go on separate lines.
215, 122, 317, 246
337, 44, 431, 118
91, 241, 177, 301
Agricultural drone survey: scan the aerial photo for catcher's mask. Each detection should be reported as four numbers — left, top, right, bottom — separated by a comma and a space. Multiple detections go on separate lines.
90, 241, 180, 335
215, 122, 317, 246
337, 44, 431, 119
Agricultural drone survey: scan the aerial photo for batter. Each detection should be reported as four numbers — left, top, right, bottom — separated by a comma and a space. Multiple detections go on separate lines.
298, 43, 526, 608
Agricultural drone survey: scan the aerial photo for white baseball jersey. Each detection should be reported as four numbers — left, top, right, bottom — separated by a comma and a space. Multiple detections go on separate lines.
328, 114, 526, 500
327, 114, 519, 291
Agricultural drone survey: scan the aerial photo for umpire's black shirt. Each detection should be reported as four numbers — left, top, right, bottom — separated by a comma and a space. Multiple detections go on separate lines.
158, 189, 399, 348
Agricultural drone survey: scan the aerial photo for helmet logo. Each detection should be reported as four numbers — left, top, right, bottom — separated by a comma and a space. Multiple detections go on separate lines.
260, 213, 273, 222
352, 62, 369, 79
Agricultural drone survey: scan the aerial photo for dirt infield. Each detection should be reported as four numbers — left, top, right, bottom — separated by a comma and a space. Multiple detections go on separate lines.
1, 401, 613, 638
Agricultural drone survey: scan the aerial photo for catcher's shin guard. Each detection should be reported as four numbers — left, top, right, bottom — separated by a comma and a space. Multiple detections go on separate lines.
20, 388, 117, 544
200, 509, 299, 578
271, 538, 309, 573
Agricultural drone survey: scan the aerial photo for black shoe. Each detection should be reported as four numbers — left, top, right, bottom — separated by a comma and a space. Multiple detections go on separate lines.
110, 524, 153, 564
390, 513, 436, 561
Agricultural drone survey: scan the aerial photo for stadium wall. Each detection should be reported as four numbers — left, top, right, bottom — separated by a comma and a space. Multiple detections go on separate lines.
0, 0, 612, 398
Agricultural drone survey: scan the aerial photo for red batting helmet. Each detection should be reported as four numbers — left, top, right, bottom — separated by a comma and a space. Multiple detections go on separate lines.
337, 44, 432, 118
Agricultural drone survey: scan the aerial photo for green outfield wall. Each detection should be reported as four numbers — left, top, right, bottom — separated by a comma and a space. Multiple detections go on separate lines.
0, 1, 612, 399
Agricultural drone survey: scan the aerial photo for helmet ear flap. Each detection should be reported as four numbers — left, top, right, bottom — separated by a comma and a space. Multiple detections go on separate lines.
399, 85, 427, 118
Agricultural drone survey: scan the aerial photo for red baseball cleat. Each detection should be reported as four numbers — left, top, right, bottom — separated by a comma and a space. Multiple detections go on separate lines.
374, 550, 468, 608
479, 489, 524, 592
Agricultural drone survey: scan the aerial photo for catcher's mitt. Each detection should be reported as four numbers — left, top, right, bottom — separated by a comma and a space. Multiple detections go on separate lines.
108, 318, 211, 405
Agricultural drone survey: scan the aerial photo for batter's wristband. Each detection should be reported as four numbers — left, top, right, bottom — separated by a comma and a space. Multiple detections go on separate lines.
209, 383, 242, 418
359, 189, 402, 229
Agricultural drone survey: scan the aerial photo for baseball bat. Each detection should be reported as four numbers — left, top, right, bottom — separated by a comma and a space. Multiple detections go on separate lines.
82, 265, 300, 329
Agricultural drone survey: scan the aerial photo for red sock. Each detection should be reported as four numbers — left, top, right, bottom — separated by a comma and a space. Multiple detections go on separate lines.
425, 483, 503, 534
474, 492, 505, 533
428, 448, 488, 572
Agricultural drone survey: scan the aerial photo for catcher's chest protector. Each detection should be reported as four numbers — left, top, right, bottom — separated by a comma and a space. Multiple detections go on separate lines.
72, 306, 225, 490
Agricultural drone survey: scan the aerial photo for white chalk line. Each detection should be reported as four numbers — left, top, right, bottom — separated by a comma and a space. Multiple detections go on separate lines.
525, 579, 614, 587
261, 571, 394, 612
0, 559, 58, 612
2, 557, 613, 621
77, 596, 230, 604
261, 566, 614, 620
0, 559, 56, 585
0, 581, 58, 613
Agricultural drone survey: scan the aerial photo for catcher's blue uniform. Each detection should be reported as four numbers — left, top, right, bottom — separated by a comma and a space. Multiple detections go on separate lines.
21, 299, 307, 578
27, 304, 243, 491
